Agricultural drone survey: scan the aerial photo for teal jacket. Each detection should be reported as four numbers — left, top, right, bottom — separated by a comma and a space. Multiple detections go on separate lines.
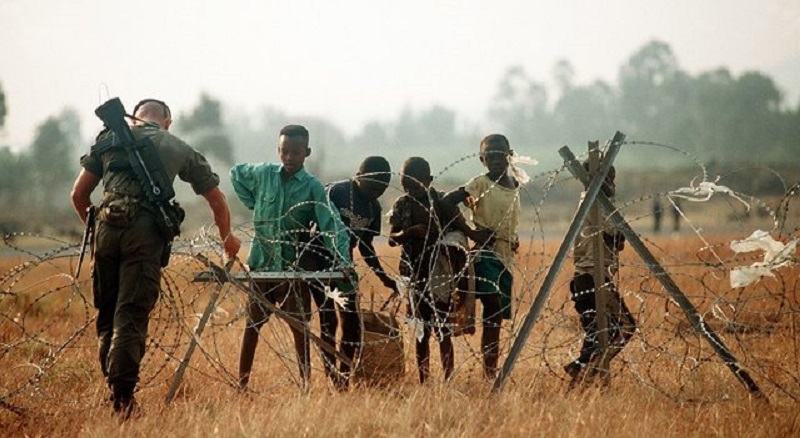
230, 163, 352, 271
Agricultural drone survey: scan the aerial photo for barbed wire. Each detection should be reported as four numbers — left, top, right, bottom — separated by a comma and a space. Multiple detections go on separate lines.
1, 143, 799, 417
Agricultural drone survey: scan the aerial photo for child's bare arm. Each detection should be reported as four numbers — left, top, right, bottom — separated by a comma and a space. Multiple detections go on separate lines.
358, 238, 397, 291
441, 188, 494, 246
441, 187, 470, 207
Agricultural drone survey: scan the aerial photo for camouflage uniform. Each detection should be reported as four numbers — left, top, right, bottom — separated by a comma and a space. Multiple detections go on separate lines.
80, 122, 219, 401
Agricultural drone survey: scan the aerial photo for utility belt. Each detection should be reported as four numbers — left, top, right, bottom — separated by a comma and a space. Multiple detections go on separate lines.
98, 193, 142, 229
98, 193, 185, 266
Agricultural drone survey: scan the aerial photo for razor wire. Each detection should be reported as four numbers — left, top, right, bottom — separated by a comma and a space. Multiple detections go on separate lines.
1, 140, 799, 417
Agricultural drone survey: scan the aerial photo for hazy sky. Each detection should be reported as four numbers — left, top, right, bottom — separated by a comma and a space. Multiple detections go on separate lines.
1, 0, 798, 150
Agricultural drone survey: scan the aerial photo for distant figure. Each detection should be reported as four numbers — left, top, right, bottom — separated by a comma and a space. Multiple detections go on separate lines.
564, 161, 636, 383
652, 198, 663, 233
672, 198, 682, 232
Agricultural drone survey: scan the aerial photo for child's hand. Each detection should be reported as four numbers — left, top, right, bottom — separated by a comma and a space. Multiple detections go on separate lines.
463, 195, 477, 208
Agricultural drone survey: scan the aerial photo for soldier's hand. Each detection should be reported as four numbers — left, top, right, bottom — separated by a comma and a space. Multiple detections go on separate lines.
223, 233, 241, 260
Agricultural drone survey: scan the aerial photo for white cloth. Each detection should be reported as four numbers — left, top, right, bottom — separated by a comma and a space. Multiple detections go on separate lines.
729, 230, 798, 287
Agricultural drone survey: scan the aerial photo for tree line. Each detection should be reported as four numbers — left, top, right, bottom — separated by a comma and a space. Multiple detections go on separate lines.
0, 39, 798, 231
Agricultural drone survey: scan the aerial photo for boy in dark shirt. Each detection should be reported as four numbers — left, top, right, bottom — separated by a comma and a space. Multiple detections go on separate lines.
389, 157, 471, 383
319, 156, 396, 386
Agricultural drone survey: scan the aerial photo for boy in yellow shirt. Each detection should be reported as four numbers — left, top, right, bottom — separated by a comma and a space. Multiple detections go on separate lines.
443, 134, 520, 379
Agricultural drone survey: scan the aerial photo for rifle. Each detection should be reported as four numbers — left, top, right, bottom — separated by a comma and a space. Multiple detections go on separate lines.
75, 205, 97, 277
93, 97, 181, 240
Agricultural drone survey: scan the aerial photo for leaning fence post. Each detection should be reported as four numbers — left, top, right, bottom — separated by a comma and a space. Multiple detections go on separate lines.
559, 147, 764, 398
165, 258, 232, 404
491, 131, 626, 393
588, 142, 612, 384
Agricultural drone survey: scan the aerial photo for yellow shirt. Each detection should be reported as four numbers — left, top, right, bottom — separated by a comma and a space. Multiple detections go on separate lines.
464, 174, 520, 268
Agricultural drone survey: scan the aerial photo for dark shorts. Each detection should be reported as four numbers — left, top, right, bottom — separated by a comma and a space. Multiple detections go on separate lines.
474, 251, 513, 320
247, 280, 312, 325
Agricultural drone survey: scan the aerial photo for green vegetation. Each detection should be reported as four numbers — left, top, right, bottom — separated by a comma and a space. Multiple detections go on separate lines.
1, 40, 798, 234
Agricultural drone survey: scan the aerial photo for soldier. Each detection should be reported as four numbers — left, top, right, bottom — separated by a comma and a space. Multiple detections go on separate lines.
70, 98, 241, 418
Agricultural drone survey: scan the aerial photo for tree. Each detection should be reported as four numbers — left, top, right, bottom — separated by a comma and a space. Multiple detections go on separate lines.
552, 80, 617, 148
0, 147, 31, 207
352, 121, 390, 150
618, 40, 680, 136
28, 108, 81, 207
552, 59, 576, 96
0, 81, 6, 129
488, 65, 553, 151
177, 93, 234, 165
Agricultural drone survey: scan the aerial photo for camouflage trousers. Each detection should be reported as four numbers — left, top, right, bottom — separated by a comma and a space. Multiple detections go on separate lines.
92, 211, 165, 399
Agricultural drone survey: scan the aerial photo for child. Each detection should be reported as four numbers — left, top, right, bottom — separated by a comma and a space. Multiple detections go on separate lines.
564, 161, 636, 381
229, 124, 352, 388
389, 157, 469, 384
443, 134, 521, 379
311, 156, 397, 387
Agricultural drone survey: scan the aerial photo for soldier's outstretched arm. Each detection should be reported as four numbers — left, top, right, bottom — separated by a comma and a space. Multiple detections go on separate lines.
70, 169, 100, 224
202, 186, 241, 259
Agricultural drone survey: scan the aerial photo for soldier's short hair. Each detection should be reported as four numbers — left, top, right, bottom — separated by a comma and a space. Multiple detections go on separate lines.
134, 98, 171, 119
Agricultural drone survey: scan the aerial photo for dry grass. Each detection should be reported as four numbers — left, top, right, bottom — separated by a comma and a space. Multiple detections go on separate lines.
2, 234, 800, 437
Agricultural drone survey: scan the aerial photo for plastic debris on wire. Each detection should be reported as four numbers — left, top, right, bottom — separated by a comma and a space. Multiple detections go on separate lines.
396, 275, 425, 342
729, 230, 798, 287
324, 285, 349, 309
508, 153, 538, 186
669, 175, 750, 210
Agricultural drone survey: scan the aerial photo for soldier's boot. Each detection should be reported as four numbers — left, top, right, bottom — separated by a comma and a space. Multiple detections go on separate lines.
112, 383, 138, 421
564, 311, 599, 379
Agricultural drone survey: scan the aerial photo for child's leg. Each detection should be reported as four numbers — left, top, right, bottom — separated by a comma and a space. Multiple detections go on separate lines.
568, 273, 600, 369
433, 298, 454, 381
288, 282, 313, 386
479, 292, 502, 379
449, 246, 475, 336
474, 254, 506, 379
309, 282, 339, 384
338, 283, 361, 383
239, 283, 273, 388
439, 335, 454, 381
606, 281, 636, 361
416, 327, 432, 384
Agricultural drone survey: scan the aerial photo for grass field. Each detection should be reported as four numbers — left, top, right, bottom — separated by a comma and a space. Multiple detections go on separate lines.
1, 233, 799, 437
